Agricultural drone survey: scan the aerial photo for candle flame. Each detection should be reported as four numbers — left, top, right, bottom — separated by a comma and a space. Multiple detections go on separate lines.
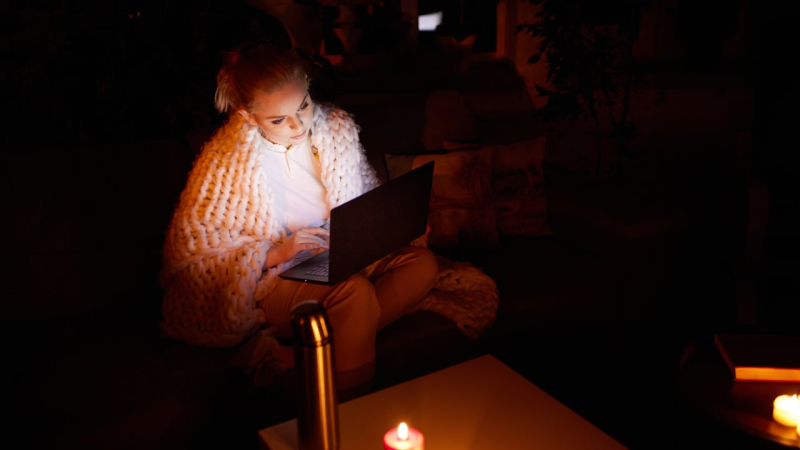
398, 422, 408, 440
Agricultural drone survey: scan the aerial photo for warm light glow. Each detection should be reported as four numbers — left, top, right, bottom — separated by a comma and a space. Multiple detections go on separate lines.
772, 394, 799, 428
398, 422, 408, 440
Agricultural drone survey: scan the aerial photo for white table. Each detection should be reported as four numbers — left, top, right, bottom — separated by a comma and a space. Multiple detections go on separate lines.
259, 354, 627, 449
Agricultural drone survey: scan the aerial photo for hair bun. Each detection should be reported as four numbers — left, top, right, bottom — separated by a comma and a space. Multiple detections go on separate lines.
214, 39, 307, 114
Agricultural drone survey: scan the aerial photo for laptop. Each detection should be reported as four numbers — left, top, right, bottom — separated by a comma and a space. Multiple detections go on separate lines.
278, 161, 434, 285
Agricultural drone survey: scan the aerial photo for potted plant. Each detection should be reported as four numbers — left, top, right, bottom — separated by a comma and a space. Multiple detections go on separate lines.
517, 0, 652, 181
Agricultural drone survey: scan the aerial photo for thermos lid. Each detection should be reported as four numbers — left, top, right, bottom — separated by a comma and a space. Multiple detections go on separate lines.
290, 300, 333, 347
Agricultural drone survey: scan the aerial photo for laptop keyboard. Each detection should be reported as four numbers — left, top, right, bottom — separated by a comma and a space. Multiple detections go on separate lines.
306, 262, 329, 277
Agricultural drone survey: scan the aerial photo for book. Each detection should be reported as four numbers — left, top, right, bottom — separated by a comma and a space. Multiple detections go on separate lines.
714, 333, 800, 383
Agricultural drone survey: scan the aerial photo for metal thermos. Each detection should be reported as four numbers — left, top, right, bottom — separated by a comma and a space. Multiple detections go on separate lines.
290, 300, 340, 450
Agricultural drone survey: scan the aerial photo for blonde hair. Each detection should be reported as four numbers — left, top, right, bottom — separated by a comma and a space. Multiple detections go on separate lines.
214, 42, 309, 114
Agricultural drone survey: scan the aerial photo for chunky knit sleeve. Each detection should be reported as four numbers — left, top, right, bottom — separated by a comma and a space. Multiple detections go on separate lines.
312, 103, 380, 207
159, 116, 283, 348
358, 148, 381, 192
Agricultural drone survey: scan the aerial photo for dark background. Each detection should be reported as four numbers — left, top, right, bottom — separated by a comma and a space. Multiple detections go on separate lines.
752, 3, 800, 326
1, 0, 797, 336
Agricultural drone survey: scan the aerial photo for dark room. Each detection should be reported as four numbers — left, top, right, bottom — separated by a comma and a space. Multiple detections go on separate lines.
3, 0, 799, 449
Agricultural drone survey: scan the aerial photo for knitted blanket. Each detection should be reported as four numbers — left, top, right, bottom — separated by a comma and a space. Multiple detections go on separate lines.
410, 236, 499, 340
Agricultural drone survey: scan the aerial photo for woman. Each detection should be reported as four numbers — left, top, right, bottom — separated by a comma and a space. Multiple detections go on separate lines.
159, 42, 438, 397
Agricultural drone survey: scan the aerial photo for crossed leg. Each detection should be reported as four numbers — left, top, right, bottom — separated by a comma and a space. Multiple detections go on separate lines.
261, 246, 438, 397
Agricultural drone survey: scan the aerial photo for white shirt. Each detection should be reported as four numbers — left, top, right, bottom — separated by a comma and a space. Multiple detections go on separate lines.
259, 136, 329, 233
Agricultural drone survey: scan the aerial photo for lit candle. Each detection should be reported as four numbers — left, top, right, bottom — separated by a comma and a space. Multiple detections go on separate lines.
383, 422, 424, 450
772, 394, 799, 428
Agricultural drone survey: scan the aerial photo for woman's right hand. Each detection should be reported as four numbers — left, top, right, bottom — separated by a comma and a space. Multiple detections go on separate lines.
266, 227, 330, 269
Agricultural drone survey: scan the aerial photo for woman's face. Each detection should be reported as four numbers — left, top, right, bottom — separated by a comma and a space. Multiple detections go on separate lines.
241, 78, 313, 147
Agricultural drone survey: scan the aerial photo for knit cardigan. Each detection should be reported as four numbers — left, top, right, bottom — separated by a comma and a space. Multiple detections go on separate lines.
160, 102, 380, 348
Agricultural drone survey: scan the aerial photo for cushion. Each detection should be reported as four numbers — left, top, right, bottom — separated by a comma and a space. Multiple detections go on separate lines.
491, 136, 552, 237
384, 147, 501, 250
421, 90, 479, 152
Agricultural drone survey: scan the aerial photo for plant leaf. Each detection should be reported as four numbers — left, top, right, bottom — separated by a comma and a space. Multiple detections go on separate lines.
528, 54, 542, 64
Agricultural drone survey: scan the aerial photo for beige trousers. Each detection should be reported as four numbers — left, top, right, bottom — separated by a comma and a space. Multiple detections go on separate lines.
263, 245, 438, 392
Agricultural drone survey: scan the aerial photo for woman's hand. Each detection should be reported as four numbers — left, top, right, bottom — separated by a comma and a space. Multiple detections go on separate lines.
265, 227, 330, 269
